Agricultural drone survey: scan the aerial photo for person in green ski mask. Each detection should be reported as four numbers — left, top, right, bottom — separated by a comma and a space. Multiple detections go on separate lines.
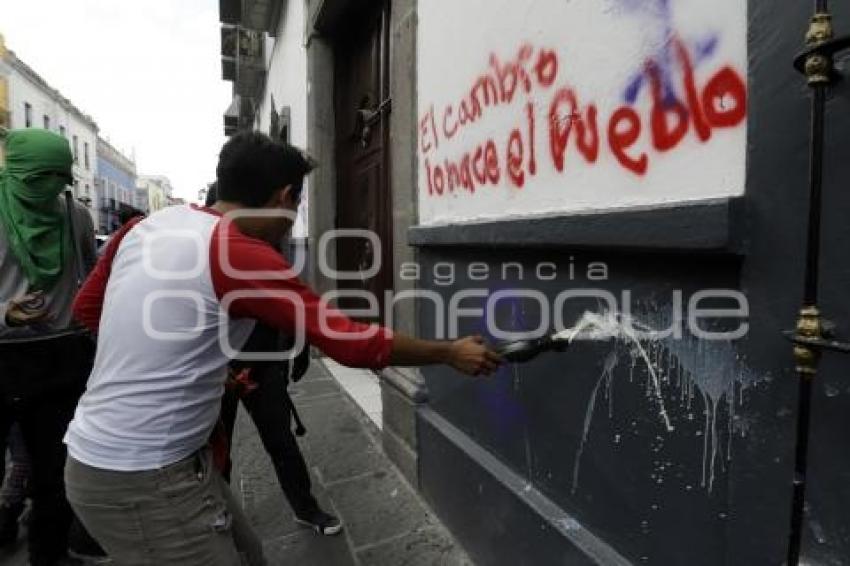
0, 128, 74, 293
0, 128, 96, 333
0, 128, 97, 566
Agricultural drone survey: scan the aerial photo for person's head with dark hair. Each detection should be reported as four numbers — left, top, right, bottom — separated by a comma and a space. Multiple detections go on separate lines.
214, 131, 315, 243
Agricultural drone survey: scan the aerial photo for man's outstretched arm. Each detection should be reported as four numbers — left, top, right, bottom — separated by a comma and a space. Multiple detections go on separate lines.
211, 222, 501, 376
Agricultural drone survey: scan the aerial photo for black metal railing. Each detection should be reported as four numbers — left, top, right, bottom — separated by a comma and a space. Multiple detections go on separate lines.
784, 2, 850, 564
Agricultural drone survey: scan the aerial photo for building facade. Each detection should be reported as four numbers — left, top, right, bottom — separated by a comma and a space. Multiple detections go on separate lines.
133, 186, 149, 216
254, 0, 309, 240
0, 34, 10, 163
2, 39, 99, 225
137, 175, 173, 214
96, 137, 140, 234
220, 0, 309, 241
220, 1, 850, 564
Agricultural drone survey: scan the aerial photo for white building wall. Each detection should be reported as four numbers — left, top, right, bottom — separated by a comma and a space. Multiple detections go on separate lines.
68, 112, 98, 224
255, 0, 309, 239
417, 0, 748, 225
7, 62, 99, 225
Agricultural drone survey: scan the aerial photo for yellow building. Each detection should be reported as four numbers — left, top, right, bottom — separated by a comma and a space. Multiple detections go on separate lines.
137, 175, 173, 214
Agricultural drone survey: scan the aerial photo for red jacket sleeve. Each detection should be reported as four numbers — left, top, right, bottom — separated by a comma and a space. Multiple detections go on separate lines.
209, 220, 394, 369
72, 217, 142, 333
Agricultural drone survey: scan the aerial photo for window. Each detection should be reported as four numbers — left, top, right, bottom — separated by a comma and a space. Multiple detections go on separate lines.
280, 106, 291, 143
72, 136, 79, 163
85, 184, 90, 196
84, 142, 90, 170
43, 115, 50, 129
24, 102, 32, 127
59, 125, 66, 138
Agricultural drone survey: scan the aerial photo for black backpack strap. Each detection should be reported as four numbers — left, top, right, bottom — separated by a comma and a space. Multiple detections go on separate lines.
64, 190, 86, 289
285, 389, 306, 437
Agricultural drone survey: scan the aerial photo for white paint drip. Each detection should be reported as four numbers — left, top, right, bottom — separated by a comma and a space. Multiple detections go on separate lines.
572, 349, 619, 494
524, 430, 534, 479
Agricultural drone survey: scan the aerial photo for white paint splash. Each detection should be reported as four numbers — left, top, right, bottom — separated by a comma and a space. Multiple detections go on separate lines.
566, 308, 758, 494
556, 310, 674, 431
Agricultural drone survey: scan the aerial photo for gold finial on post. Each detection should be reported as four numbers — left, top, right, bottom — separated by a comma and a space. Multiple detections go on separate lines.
804, 14, 833, 84
793, 306, 823, 376
806, 13, 833, 45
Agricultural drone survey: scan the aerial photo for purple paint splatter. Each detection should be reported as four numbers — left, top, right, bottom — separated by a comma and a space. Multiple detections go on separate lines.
612, 0, 721, 106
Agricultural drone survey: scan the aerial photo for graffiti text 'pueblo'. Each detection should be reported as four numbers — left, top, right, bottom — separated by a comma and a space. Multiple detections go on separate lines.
420, 37, 746, 196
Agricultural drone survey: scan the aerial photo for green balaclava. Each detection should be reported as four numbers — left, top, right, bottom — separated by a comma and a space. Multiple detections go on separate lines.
0, 128, 74, 291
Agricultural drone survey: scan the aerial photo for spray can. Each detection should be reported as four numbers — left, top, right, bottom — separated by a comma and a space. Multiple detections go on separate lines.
495, 333, 569, 363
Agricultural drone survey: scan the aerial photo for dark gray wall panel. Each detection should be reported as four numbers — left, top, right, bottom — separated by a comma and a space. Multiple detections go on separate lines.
410, 0, 850, 564
416, 248, 746, 565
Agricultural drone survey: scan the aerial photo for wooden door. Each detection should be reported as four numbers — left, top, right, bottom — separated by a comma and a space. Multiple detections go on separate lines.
333, 1, 393, 321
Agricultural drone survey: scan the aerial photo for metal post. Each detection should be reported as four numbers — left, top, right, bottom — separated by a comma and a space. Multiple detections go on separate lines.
786, 3, 831, 564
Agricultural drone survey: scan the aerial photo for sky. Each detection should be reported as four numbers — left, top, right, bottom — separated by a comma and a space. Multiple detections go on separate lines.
3, 0, 232, 202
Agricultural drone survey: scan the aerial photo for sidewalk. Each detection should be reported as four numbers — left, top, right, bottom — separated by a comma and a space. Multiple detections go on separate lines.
321, 358, 383, 429
230, 360, 473, 565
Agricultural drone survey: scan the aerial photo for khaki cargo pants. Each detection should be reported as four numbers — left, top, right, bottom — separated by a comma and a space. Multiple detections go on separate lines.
64, 448, 266, 566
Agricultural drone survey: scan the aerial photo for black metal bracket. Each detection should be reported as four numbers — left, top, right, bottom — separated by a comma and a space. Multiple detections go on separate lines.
793, 34, 850, 78
354, 97, 392, 147
783, 329, 850, 355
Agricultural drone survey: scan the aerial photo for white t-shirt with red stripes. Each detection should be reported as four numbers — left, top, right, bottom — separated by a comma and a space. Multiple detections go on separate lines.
65, 205, 392, 471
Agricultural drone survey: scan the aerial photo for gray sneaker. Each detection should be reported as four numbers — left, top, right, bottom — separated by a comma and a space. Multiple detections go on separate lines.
295, 508, 343, 536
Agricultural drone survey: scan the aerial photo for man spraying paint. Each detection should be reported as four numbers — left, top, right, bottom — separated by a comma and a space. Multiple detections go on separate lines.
64, 132, 502, 565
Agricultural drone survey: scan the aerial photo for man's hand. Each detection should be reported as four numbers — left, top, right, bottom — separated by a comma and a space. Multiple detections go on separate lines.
5, 291, 51, 327
447, 335, 501, 376
388, 333, 502, 376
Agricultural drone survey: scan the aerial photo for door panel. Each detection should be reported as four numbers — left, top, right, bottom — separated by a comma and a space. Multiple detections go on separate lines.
334, 1, 392, 321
